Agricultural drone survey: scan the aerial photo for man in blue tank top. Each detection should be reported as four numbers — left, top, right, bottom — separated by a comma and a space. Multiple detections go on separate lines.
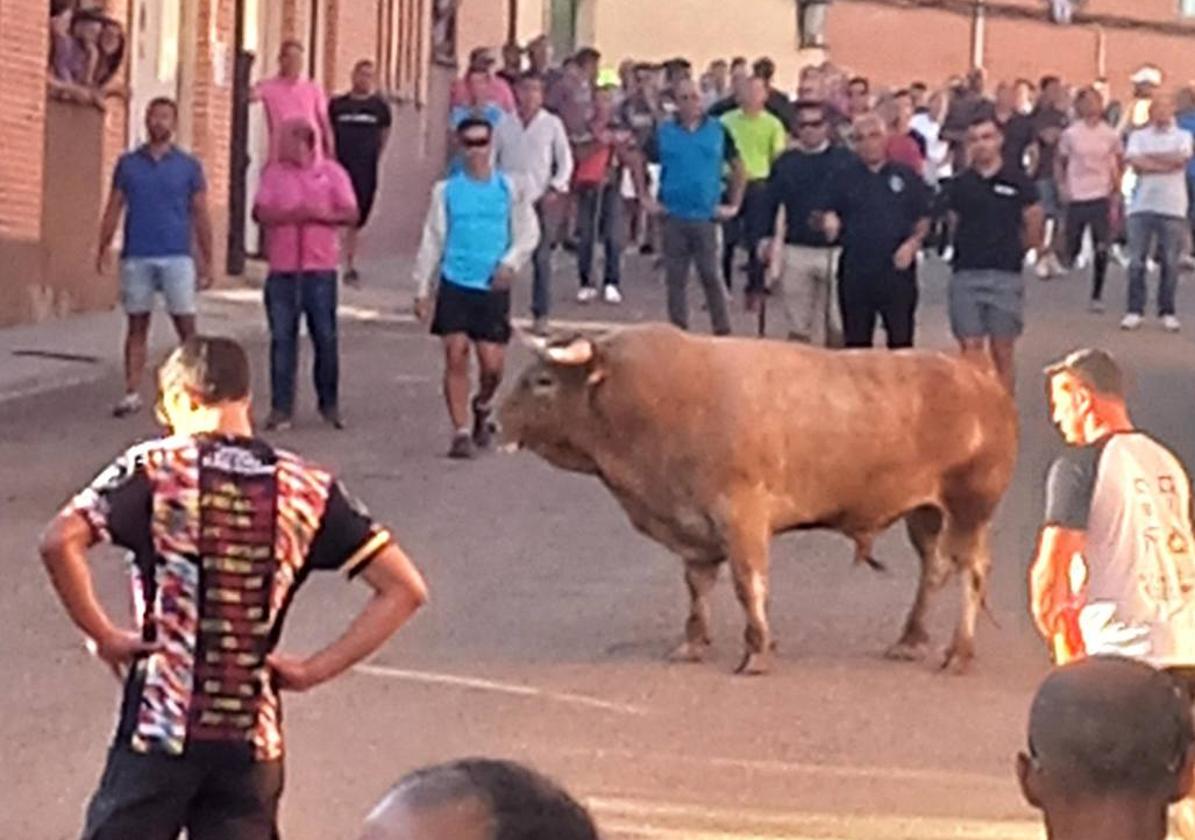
413, 117, 540, 459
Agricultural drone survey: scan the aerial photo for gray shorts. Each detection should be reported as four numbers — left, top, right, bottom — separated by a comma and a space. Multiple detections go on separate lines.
949, 269, 1024, 340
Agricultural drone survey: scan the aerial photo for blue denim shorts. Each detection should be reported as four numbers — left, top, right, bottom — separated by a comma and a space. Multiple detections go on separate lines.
120, 256, 197, 316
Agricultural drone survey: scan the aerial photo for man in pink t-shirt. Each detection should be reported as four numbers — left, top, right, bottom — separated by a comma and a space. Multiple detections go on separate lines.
448, 47, 516, 113
1056, 87, 1124, 310
252, 39, 336, 161
253, 119, 358, 431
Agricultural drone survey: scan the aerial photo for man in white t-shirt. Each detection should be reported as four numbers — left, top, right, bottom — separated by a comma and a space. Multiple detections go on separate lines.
1122, 95, 1194, 332
1030, 348, 1195, 670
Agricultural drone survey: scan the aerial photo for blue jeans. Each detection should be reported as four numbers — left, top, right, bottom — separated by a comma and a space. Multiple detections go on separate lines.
531, 199, 553, 318
1127, 213, 1186, 316
264, 271, 339, 416
576, 182, 624, 288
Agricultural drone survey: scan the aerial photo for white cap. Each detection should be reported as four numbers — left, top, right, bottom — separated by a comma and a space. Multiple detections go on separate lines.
1131, 66, 1163, 86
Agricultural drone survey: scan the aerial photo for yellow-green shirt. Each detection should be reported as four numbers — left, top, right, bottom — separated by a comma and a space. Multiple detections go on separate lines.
720, 108, 787, 180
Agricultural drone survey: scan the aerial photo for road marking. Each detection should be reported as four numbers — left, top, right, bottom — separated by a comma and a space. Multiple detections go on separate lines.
512, 316, 627, 333
353, 664, 647, 716
588, 798, 1042, 840
551, 746, 1011, 789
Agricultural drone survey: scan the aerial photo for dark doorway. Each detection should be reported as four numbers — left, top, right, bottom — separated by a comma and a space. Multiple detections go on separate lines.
226, 0, 255, 276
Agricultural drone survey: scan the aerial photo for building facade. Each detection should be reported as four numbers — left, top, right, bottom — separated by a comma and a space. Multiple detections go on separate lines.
561, 0, 1193, 99
0, 0, 512, 327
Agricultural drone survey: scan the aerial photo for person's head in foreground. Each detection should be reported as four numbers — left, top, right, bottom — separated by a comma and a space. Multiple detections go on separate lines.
156, 336, 253, 437
359, 758, 600, 840
1019, 656, 1195, 840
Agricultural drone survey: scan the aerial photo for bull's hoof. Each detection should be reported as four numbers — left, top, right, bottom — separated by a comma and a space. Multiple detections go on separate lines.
883, 640, 929, 662
940, 646, 975, 675
668, 640, 711, 663
734, 650, 772, 676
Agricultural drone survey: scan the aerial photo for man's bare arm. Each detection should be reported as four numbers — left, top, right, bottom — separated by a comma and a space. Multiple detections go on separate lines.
96, 189, 125, 273
269, 543, 428, 691
724, 157, 748, 213
1023, 203, 1046, 252
39, 512, 158, 676
1028, 525, 1086, 639
1129, 154, 1188, 174
192, 190, 215, 287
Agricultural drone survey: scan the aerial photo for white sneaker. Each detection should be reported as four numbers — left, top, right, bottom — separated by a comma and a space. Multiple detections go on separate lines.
1180, 255, 1195, 273
1089, 299, 1106, 314
112, 392, 143, 417
1111, 244, 1130, 268
1120, 313, 1143, 331
1163, 315, 1182, 332
1035, 257, 1054, 280
940, 245, 955, 263
577, 287, 598, 304
602, 285, 622, 304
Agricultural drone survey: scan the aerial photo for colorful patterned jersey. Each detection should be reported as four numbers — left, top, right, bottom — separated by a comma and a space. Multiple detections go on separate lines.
67, 434, 391, 761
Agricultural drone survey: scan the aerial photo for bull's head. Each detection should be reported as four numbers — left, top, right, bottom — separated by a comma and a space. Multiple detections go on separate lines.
498, 332, 609, 475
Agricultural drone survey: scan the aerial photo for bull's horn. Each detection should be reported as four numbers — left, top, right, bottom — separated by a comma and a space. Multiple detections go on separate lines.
545, 338, 593, 366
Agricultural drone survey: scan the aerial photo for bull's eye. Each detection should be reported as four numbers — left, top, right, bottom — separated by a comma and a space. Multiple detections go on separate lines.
533, 373, 555, 388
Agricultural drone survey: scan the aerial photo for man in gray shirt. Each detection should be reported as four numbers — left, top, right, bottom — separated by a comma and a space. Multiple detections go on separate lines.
1030, 348, 1195, 670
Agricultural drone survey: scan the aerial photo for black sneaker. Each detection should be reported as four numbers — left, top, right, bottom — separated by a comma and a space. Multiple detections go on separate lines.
472, 399, 496, 449
264, 411, 293, 431
344, 269, 361, 288
448, 432, 475, 460
320, 408, 345, 430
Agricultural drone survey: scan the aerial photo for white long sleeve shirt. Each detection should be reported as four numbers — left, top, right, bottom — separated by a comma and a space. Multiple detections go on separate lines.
493, 108, 575, 202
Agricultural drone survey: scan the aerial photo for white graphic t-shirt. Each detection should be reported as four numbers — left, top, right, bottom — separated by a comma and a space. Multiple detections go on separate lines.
1044, 432, 1195, 667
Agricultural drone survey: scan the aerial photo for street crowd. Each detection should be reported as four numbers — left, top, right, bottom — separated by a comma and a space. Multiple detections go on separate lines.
30, 21, 1195, 840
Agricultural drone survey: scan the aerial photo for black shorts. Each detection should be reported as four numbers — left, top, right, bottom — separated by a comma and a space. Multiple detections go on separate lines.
430, 279, 512, 344
342, 160, 379, 228
82, 746, 283, 840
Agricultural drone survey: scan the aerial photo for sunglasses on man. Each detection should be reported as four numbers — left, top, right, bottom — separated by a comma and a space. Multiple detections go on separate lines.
461, 136, 491, 148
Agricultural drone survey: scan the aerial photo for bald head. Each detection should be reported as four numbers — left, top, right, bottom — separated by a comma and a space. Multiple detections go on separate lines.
359, 759, 599, 840
1022, 657, 1193, 800
852, 111, 888, 167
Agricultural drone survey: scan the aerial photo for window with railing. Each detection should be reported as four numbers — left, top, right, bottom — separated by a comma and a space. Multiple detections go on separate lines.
48, 0, 127, 109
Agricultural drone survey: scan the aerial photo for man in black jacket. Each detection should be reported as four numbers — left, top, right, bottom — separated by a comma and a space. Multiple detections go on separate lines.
758, 101, 853, 344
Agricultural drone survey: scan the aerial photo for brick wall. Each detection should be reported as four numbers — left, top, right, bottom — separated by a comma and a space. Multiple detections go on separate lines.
100, 0, 131, 212
0, 2, 49, 242
192, 0, 236, 274
328, 0, 384, 93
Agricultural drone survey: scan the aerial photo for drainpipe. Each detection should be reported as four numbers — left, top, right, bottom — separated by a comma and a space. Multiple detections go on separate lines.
507, 0, 518, 44
970, 0, 986, 69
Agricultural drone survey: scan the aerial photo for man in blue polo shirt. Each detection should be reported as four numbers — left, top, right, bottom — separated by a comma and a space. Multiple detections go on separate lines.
644, 78, 745, 335
97, 97, 213, 417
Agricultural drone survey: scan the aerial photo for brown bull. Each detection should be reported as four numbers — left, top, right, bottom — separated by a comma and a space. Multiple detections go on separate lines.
499, 324, 1018, 674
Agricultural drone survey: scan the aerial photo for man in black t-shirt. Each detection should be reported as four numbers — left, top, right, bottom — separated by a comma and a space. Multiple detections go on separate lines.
329, 59, 393, 284
39, 336, 428, 840
943, 115, 1043, 393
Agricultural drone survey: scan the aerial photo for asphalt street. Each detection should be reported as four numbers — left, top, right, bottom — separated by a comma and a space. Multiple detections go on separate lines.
3, 251, 1194, 839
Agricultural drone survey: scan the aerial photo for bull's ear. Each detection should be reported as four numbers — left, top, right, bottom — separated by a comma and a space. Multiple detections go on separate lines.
545, 336, 594, 366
